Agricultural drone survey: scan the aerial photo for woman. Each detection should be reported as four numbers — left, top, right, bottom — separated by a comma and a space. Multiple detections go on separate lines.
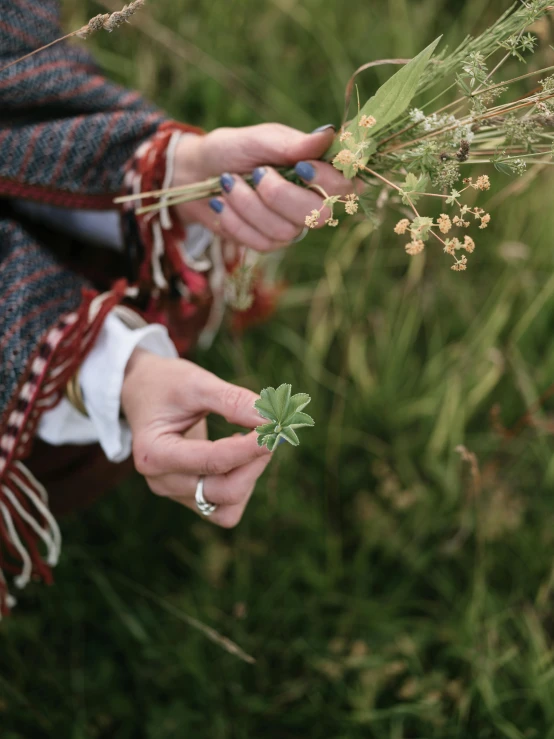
0, 0, 349, 615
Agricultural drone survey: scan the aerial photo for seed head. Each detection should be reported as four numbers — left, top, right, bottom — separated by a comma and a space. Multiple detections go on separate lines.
405, 240, 425, 256
344, 193, 359, 215
456, 139, 470, 162
453, 215, 470, 228
394, 219, 410, 235
333, 149, 355, 166
437, 214, 452, 234
305, 210, 320, 229
479, 213, 491, 229
77, 1, 146, 38
475, 175, 491, 191
359, 115, 377, 128
443, 238, 461, 256
76, 13, 109, 38
451, 255, 468, 272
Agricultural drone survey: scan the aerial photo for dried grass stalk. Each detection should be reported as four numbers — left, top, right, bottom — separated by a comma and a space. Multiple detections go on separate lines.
0, 1, 147, 74
77, 1, 146, 39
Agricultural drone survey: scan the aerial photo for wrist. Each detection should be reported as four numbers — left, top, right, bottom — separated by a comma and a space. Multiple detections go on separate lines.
171, 134, 207, 190
121, 348, 159, 421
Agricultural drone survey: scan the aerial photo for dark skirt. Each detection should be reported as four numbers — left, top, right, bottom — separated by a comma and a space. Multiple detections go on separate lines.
27, 439, 135, 516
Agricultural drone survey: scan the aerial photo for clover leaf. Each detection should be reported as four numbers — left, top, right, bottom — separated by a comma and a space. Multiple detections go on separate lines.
254, 384, 315, 451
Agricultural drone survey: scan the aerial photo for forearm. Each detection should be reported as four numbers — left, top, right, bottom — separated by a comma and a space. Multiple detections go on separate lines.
37, 312, 178, 462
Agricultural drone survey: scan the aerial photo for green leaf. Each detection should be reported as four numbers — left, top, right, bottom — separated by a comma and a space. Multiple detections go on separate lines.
493, 161, 515, 176
287, 412, 315, 429
256, 422, 277, 436
282, 395, 311, 424
446, 189, 462, 205
254, 394, 278, 422
410, 216, 434, 241
257, 433, 277, 449
265, 435, 280, 452
327, 37, 442, 161
272, 383, 292, 417
279, 427, 300, 446
255, 385, 315, 449
400, 172, 429, 205
286, 393, 311, 414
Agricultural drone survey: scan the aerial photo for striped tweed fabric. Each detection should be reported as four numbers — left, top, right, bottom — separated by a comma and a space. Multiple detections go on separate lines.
0, 0, 206, 616
0, 0, 167, 207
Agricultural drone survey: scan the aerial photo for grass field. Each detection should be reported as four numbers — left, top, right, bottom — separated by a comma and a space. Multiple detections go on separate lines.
3, 1, 554, 736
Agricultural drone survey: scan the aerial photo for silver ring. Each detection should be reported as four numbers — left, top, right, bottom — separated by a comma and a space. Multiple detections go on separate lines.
291, 226, 309, 244
195, 476, 218, 517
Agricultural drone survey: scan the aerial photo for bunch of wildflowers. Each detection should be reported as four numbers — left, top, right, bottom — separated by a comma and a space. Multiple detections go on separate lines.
114, 1, 554, 279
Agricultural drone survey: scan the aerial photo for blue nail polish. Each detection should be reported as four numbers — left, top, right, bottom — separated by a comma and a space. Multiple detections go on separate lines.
311, 124, 336, 134
220, 172, 235, 193
252, 167, 266, 186
277, 437, 287, 446
209, 198, 224, 214
294, 161, 315, 182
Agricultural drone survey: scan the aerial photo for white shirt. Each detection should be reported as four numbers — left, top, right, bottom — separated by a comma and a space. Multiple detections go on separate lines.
13, 199, 211, 463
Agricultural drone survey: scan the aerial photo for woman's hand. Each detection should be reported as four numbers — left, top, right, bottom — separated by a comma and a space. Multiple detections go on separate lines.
172, 123, 352, 252
121, 348, 272, 528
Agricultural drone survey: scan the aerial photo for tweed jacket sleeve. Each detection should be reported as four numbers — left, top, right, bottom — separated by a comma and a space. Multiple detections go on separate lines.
0, 0, 168, 207
0, 0, 207, 618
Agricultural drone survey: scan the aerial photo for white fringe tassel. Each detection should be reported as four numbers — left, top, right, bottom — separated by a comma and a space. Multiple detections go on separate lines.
0, 462, 62, 605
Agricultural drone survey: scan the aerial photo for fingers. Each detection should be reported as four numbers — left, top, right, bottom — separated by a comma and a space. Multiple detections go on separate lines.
205, 197, 276, 252
175, 125, 357, 242
249, 167, 324, 227
153, 453, 271, 507
293, 160, 354, 197
218, 173, 300, 243
132, 368, 269, 477
204, 453, 271, 506
252, 166, 351, 229
137, 431, 270, 478
148, 451, 272, 528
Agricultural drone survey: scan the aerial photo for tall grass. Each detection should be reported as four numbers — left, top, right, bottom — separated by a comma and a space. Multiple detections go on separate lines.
3, 0, 554, 736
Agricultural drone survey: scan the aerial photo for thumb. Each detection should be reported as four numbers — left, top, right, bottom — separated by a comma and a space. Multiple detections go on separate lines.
191, 368, 264, 429
262, 123, 338, 167
203, 123, 337, 174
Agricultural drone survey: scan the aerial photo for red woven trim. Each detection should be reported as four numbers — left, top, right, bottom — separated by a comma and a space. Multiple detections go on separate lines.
0, 177, 118, 210
1, 281, 127, 467
0, 281, 127, 615
122, 121, 209, 296
157, 121, 205, 138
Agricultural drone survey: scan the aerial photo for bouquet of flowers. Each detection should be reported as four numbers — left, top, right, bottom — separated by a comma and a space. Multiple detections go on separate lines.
117, 0, 554, 274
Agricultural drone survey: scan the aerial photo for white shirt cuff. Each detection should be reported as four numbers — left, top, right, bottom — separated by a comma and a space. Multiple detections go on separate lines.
36, 312, 178, 462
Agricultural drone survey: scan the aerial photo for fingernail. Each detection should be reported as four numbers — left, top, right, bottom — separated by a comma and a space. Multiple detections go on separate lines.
220, 172, 235, 194
294, 161, 315, 182
252, 167, 266, 187
277, 437, 287, 446
311, 123, 336, 134
209, 198, 224, 214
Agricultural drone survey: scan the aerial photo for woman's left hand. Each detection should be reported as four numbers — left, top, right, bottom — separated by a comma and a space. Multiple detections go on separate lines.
171, 123, 353, 252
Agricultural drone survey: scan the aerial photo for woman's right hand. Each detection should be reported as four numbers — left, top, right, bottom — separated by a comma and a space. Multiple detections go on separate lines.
121, 348, 273, 528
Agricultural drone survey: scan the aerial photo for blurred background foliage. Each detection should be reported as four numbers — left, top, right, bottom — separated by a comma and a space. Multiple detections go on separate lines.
3, 0, 554, 736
